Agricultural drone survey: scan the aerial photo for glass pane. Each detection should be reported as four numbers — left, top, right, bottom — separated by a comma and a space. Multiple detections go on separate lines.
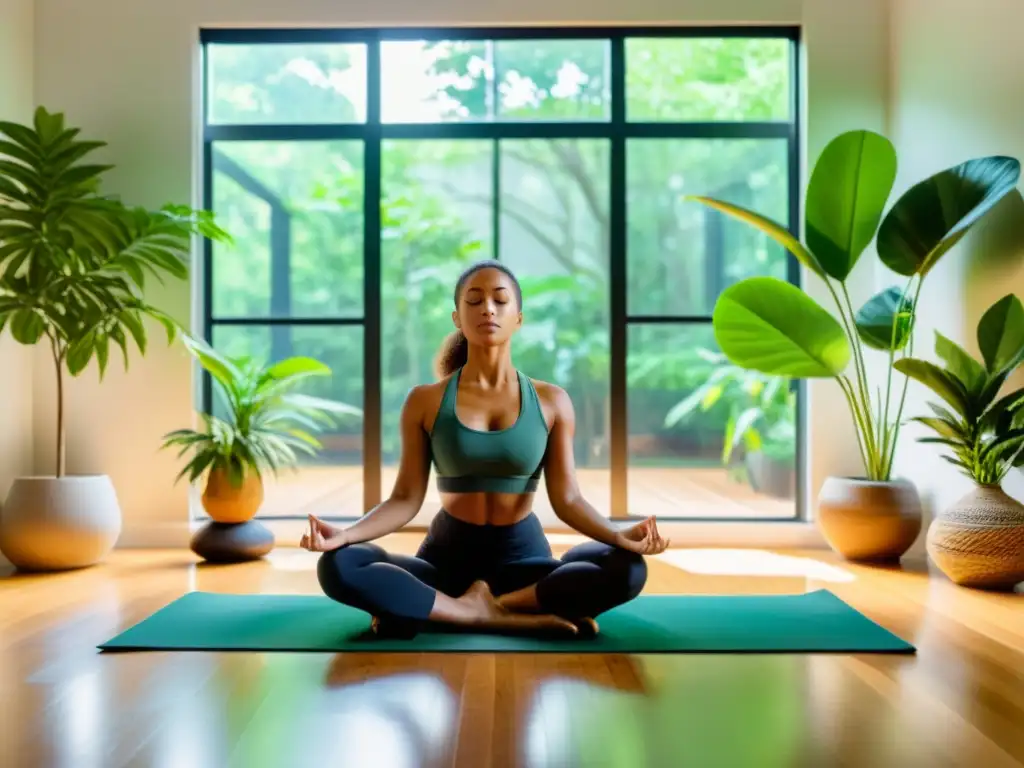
379, 140, 494, 515
501, 139, 611, 524
495, 40, 610, 121
627, 324, 796, 519
381, 41, 493, 123
206, 42, 367, 124
625, 37, 790, 121
208, 324, 365, 519
211, 141, 364, 319
626, 138, 788, 317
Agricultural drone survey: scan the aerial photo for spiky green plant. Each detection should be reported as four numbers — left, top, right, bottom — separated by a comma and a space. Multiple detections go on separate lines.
896, 294, 1024, 486
161, 334, 363, 487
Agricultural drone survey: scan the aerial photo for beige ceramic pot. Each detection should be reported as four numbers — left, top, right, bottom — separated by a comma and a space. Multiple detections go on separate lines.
927, 484, 1024, 590
201, 467, 264, 523
817, 476, 923, 561
0, 475, 122, 571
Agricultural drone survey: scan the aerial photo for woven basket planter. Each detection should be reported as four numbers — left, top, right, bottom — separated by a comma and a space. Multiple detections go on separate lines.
927, 485, 1024, 590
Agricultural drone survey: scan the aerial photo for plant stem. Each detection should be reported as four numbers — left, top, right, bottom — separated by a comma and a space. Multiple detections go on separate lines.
836, 375, 870, 471
49, 334, 66, 478
823, 279, 877, 477
839, 284, 878, 472
883, 278, 926, 477
879, 275, 916, 475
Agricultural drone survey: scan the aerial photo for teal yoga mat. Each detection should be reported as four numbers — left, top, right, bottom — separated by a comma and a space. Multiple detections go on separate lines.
98, 590, 914, 654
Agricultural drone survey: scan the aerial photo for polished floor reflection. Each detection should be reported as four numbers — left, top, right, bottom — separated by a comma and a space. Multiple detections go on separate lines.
1, 535, 1022, 768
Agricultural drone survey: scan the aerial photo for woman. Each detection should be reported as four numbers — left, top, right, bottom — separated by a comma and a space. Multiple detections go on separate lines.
301, 260, 670, 637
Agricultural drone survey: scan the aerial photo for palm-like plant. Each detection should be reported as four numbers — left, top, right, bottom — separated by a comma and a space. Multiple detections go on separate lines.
896, 294, 1024, 486
0, 106, 229, 476
162, 333, 363, 488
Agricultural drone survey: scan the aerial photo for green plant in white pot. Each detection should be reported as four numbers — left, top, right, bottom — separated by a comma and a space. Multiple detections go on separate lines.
0, 107, 229, 571
687, 129, 1021, 561
896, 294, 1024, 589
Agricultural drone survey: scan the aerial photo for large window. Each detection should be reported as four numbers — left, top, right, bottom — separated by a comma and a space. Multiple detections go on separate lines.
199, 27, 804, 524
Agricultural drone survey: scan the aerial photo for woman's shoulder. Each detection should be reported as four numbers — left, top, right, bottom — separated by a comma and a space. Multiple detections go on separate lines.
527, 376, 573, 416
403, 377, 450, 421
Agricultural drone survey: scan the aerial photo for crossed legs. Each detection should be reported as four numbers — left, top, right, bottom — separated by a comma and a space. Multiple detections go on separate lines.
317, 540, 647, 636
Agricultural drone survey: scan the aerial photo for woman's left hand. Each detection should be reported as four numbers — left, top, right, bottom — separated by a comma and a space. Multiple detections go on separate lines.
616, 516, 670, 555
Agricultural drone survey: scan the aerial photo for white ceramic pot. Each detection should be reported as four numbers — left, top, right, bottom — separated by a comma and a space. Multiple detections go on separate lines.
0, 475, 122, 571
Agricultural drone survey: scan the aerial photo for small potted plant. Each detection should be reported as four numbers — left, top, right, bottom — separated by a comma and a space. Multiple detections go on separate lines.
687, 129, 1021, 561
163, 333, 362, 529
895, 294, 1024, 590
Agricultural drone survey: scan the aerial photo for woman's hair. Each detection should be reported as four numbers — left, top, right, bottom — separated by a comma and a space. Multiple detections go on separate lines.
434, 259, 523, 379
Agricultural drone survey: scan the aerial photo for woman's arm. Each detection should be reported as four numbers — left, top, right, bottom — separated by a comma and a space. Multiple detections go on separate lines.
326, 386, 433, 547
542, 385, 666, 553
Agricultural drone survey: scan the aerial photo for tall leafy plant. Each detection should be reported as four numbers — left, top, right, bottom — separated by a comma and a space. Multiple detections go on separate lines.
687, 130, 1020, 481
896, 294, 1024, 486
0, 107, 229, 477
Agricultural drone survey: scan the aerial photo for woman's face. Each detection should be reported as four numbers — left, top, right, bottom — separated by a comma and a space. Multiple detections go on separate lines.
453, 267, 522, 346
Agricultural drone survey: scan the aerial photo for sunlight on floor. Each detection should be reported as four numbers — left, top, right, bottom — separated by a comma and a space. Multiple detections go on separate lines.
655, 549, 856, 583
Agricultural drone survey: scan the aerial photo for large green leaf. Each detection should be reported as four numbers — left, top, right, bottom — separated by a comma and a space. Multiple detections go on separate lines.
977, 293, 1024, 374
9, 308, 45, 344
805, 130, 897, 281
893, 358, 971, 418
685, 196, 825, 278
711, 277, 850, 378
877, 156, 1021, 277
854, 285, 914, 351
934, 332, 987, 396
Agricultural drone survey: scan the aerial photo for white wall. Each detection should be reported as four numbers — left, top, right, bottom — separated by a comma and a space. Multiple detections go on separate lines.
30, 0, 890, 545
0, 0, 36, 565
886, 0, 1024, 553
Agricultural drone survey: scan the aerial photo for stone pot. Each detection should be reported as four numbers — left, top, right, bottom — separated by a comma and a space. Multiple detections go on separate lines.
201, 467, 264, 523
927, 484, 1024, 590
0, 475, 122, 571
746, 451, 796, 500
816, 476, 923, 562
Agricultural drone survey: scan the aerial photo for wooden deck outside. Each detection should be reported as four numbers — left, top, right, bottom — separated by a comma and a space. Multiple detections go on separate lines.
243, 465, 795, 524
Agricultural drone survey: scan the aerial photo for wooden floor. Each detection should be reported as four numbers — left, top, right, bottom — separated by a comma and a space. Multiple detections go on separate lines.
2, 536, 1023, 768
254, 465, 795, 523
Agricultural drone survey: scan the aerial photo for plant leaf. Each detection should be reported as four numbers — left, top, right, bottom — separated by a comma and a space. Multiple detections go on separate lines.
934, 331, 987, 397
805, 130, 897, 281
854, 285, 915, 351
894, 358, 971, 417
711, 276, 850, 377
685, 196, 825, 278
977, 293, 1024, 374
877, 156, 1021, 277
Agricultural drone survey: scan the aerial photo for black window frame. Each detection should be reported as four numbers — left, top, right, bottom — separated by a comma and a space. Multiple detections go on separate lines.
198, 25, 806, 523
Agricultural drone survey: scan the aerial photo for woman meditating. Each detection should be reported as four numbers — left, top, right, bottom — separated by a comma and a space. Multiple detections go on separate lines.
300, 260, 669, 637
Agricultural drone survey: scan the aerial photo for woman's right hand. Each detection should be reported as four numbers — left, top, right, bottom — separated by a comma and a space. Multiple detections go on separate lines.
299, 514, 348, 552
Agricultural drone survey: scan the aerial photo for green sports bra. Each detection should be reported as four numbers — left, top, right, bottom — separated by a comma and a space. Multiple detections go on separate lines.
429, 367, 550, 494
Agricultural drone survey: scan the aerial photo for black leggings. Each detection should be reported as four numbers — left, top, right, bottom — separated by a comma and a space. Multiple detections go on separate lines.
317, 510, 647, 623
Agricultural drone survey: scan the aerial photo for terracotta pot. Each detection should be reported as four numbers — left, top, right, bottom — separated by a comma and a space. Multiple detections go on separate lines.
0, 475, 122, 571
927, 484, 1024, 590
201, 467, 264, 523
816, 476, 922, 562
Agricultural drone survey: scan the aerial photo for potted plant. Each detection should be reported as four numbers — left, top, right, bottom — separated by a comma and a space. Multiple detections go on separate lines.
687, 129, 1020, 560
162, 333, 361, 559
663, 349, 796, 499
0, 107, 229, 571
895, 294, 1024, 589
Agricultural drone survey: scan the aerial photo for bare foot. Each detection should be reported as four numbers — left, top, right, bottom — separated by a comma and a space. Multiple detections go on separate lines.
457, 581, 578, 636
574, 617, 599, 637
